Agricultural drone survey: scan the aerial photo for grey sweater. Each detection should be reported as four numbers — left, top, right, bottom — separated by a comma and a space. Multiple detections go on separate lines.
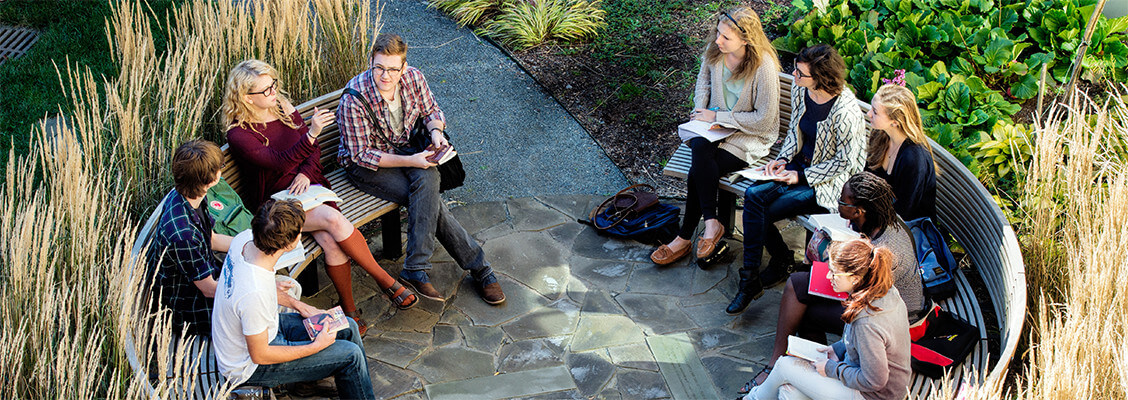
871, 222, 927, 318
825, 287, 912, 400
692, 53, 781, 164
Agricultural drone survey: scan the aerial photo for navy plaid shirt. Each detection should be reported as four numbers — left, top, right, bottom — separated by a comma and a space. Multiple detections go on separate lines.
149, 190, 221, 336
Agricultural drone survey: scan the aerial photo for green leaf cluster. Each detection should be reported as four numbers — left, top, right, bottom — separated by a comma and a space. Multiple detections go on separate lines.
775, 0, 1127, 175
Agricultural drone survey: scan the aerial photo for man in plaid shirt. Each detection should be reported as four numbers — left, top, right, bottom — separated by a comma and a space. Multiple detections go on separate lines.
337, 33, 505, 305
149, 140, 235, 336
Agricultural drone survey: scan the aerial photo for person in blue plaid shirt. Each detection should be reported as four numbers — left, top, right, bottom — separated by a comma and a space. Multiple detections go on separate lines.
149, 140, 235, 336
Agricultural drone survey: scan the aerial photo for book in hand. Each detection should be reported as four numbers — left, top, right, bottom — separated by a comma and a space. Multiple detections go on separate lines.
273, 242, 306, 272
677, 120, 736, 143
725, 165, 780, 183
808, 261, 849, 300
303, 306, 349, 338
271, 185, 342, 211
424, 143, 457, 165
787, 335, 829, 363
807, 213, 862, 241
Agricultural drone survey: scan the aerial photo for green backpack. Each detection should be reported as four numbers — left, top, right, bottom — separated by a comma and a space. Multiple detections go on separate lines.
204, 177, 253, 236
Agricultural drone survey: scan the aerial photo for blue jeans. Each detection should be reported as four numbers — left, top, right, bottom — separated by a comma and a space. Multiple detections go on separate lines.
741, 181, 825, 286
242, 313, 374, 399
346, 165, 493, 281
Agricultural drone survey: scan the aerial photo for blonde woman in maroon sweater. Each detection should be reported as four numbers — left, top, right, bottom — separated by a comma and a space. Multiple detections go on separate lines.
223, 60, 416, 336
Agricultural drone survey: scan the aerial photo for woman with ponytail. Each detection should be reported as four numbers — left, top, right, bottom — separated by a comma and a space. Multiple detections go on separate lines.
223, 60, 418, 336
866, 84, 936, 220
743, 239, 911, 400
738, 171, 924, 394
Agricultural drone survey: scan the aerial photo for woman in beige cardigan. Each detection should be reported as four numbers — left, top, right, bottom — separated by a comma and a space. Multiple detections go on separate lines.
650, 5, 780, 266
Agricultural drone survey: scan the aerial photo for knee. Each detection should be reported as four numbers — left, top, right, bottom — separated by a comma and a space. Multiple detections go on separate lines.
744, 185, 767, 206
410, 168, 440, 195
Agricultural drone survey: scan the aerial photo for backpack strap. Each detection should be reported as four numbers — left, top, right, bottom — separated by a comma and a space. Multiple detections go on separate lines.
342, 88, 408, 154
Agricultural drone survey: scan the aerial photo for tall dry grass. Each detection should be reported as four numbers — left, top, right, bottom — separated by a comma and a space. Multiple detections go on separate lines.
0, 0, 375, 398
939, 88, 1128, 400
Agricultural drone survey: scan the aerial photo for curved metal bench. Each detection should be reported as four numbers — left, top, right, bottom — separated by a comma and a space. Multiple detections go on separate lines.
662, 72, 1026, 396
123, 89, 402, 398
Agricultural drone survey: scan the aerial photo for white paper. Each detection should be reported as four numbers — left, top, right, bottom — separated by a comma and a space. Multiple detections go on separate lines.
787, 335, 828, 363
807, 213, 863, 241
730, 167, 779, 182
271, 185, 342, 211
274, 242, 306, 272
677, 120, 736, 142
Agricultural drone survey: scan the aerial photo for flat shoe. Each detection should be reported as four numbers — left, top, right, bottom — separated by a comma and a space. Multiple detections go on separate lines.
695, 225, 726, 259
650, 244, 690, 265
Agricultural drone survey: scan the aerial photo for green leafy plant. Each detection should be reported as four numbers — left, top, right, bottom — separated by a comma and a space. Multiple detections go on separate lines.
969, 121, 1032, 192
430, 0, 513, 26
479, 0, 606, 50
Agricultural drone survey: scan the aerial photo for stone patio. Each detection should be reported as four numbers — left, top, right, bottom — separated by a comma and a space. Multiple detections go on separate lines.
293, 195, 809, 399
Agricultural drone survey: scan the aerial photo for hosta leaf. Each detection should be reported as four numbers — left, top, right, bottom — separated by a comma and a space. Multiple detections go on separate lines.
929, 61, 948, 80
916, 81, 945, 101
1011, 73, 1040, 100
951, 57, 975, 75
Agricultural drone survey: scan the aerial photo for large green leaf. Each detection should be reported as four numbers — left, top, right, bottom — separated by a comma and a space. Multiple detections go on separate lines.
1011, 73, 1040, 99
944, 82, 972, 115
983, 37, 1015, 72
916, 81, 945, 101
929, 61, 949, 80
951, 56, 976, 75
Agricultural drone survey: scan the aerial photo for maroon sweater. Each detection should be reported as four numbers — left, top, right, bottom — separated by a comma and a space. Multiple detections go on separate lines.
227, 110, 332, 213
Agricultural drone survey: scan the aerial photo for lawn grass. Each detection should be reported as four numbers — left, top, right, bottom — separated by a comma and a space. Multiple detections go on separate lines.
0, 0, 180, 158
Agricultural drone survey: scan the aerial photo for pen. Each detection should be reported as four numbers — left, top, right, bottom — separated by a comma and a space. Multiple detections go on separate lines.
708, 107, 720, 111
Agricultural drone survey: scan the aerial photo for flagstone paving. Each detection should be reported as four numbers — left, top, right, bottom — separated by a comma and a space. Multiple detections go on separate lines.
290, 195, 809, 399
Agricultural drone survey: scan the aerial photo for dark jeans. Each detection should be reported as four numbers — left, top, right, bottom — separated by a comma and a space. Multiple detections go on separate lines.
741, 181, 825, 286
679, 138, 748, 239
242, 314, 374, 399
346, 164, 492, 280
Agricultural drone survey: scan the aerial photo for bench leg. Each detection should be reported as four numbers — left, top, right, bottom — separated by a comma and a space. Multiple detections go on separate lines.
381, 211, 403, 260
718, 190, 737, 238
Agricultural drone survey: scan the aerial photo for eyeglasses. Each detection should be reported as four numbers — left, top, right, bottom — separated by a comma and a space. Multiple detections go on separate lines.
792, 64, 812, 79
827, 266, 853, 277
721, 11, 746, 34
837, 199, 857, 208
248, 78, 277, 97
373, 64, 404, 77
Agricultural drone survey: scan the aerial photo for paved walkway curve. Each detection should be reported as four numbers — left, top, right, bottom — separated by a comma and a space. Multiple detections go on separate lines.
299, 195, 787, 399
372, 0, 630, 204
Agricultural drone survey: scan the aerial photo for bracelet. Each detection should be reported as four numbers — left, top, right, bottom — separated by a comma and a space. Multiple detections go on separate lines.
307, 132, 317, 141
429, 127, 444, 134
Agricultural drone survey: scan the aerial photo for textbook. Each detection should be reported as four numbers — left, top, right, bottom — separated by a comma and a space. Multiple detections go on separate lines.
786, 335, 829, 363
271, 185, 342, 211
677, 120, 736, 142
807, 213, 862, 241
302, 306, 349, 338
424, 143, 457, 165
274, 242, 305, 272
808, 261, 849, 301
725, 166, 779, 183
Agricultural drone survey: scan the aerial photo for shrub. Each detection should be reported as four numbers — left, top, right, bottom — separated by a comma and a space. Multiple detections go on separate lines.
431, 0, 605, 50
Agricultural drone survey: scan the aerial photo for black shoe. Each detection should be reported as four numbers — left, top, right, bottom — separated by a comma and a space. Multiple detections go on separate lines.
760, 257, 794, 288
726, 280, 764, 315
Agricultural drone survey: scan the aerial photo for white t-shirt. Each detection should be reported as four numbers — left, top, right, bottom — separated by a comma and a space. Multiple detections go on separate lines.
211, 230, 279, 385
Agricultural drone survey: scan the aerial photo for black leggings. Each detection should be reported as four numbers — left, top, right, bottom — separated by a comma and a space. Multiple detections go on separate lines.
679, 137, 748, 239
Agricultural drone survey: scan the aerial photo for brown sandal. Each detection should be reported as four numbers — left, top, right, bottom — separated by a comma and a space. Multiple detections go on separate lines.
342, 309, 369, 337
384, 281, 418, 310
651, 243, 690, 265
695, 225, 726, 259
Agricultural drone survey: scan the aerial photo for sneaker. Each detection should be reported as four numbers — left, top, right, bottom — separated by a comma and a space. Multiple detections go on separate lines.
401, 270, 445, 301
476, 273, 506, 305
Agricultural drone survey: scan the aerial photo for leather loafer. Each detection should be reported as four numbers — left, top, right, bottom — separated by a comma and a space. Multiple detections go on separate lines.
695, 225, 726, 259
651, 244, 690, 265
403, 278, 445, 301
478, 281, 506, 305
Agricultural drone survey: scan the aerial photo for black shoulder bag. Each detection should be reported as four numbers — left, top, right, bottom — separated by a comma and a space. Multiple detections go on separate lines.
342, 88, 466, 192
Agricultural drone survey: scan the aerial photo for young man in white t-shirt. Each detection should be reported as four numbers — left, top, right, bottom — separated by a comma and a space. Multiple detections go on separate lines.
212, 199, 374, 398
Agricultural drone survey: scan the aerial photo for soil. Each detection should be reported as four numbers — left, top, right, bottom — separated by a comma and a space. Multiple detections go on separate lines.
508, 0, 792, 197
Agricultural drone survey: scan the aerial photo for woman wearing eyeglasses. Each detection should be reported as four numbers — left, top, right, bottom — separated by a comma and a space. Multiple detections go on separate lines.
650, 5, 781, 266
737, 172, 925, 393
742, 238, 912, 400
224, 60, 418, 337
866, 84, 937, 221
729, 44, 867, 315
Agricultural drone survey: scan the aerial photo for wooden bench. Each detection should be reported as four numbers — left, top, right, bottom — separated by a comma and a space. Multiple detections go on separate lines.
662, 72, 1026, 396
123, 89, 404, 398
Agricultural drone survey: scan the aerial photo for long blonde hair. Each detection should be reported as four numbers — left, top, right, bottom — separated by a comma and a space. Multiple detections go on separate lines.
867, 84, 935, 169
222, 59, 298, 132
703, 5, 779, 82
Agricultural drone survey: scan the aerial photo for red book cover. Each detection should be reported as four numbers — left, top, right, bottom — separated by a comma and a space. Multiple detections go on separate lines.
809, 261, 848, 301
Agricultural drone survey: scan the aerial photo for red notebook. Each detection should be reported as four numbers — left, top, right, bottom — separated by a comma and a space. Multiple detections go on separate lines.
809, 261, 848, 301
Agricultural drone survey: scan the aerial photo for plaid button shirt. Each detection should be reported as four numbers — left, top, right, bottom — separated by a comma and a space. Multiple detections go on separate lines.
149, 190, 221, 336
337, 66, 446, 170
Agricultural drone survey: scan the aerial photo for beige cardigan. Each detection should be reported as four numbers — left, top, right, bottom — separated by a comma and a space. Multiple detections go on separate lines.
693, 53, 781, 164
